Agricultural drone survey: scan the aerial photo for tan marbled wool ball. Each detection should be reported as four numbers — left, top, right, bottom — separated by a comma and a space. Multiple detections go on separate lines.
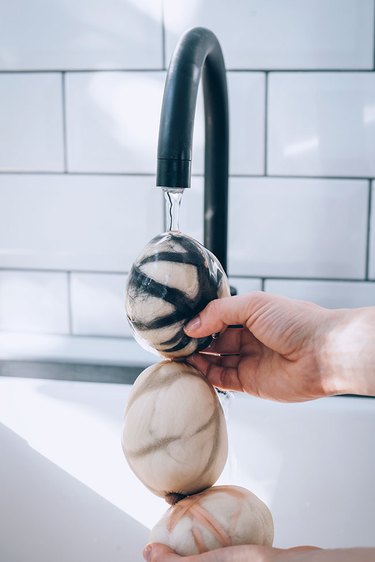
150, 485, 274, 556
122, 361, 228, 504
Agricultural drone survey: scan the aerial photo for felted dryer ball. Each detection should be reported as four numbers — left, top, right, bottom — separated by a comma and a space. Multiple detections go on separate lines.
121, 361, 228, 504
150, 485, 274, 556
125, 232, 230, 358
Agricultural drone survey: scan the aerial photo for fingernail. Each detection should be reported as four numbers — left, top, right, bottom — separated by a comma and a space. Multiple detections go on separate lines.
185, 316, 201, 334
143, 544, 152, 561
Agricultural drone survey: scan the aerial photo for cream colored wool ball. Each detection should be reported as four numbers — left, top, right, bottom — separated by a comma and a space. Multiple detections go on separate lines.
122, 361, 228, 504
150, 485, 274, 556
125, 231, 230, 358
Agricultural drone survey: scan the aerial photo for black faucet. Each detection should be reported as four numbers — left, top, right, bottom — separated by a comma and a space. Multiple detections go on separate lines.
156, 27, 229, 273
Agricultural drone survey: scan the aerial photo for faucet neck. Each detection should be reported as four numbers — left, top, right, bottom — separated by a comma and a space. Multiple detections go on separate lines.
156, 27, 229, 272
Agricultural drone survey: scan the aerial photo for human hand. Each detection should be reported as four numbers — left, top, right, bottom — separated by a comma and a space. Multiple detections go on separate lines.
184, 292, 375, 402
143, 543, 375, 561
143, 544, 319, 562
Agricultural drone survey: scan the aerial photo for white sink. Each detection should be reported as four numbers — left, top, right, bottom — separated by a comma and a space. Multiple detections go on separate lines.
0, 375, 373, 561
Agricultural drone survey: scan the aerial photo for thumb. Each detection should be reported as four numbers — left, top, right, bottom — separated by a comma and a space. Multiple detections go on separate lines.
184, 292, 270, 338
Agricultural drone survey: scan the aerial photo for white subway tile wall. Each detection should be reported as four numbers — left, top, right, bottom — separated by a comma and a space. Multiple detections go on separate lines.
66, 72, 166, 173
192, 73, 266, 175
229, 277, 262, 295
0, 74, 64, 171
228, 72, 266, 175
71, 273, 132, 337
0, 271, 69, 334
0, 0, 374, 364
370, 181, 375, 279
268, 73, 375, 177
265, 280, 375, 309
164, 0, 374, 69
228, 178, 369, 278
0, 175, 163, 271
0, 0, 163, 70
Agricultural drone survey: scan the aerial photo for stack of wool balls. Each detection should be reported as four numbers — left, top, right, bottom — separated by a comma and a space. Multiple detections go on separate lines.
122, 231, 274, 556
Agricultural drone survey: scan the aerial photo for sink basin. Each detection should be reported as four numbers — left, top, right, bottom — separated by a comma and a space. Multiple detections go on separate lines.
0, 369, 373, 561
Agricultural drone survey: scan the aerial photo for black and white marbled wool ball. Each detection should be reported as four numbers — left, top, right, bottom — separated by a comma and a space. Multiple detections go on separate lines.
125, 232, 230, 358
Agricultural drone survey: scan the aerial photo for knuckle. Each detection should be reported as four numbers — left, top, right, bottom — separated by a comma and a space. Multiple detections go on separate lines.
208, 297, 221, 313
249, 290, 268, 306
204, 298, 221, 319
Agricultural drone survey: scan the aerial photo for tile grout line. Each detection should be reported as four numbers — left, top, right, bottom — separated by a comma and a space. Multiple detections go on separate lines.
365, 180, 373, 279
0, 68, 374, 74
61, 72, 68, 173
226, 68, 375, 73
0, 69, 167, 74
66, 271, 74, 335
0, 331, 135, 342
161, 0, 167, 70
0, 171, 373, 181
264, 72, 269, 175
0, 266, 130, 275
1, 266, 374, 284
0, 171, 158, 177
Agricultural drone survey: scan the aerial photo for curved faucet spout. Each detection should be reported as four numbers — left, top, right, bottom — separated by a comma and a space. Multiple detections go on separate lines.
156, 27, 229, 273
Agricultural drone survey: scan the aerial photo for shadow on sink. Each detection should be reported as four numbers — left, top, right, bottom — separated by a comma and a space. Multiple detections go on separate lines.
0, 422, 148, 562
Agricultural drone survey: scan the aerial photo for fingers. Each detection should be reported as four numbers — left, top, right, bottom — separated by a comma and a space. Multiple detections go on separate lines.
287, 546, 322, 552
200, 325, 243, 355
185, 292, 273, 339
144, 543, 278, 562
187, 354, 244, 392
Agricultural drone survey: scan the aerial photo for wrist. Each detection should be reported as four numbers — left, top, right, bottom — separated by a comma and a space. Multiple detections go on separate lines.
319, 307, 375, 397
